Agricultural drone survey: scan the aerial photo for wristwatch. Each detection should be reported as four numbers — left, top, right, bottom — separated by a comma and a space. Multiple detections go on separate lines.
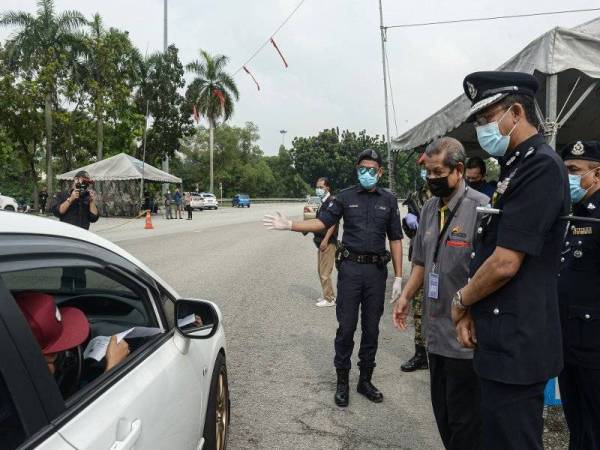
452, 290, 468, 311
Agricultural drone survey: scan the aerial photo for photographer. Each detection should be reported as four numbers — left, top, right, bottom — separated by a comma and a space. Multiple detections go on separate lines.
51, 170, 99, 230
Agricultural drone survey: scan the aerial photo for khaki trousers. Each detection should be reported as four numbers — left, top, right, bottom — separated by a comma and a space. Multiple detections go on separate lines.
318, 243, 336, 302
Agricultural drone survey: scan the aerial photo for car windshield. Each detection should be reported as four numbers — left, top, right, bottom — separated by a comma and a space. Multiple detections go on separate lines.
238, 195, 249, 199
202, 194, 215, 198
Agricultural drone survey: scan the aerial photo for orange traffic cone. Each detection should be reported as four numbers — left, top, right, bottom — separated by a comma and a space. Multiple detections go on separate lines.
144, 210, 154, 229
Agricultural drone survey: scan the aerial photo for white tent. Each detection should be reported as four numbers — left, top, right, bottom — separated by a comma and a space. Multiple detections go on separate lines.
57, 153, 182, 184
393, 17, 600, 156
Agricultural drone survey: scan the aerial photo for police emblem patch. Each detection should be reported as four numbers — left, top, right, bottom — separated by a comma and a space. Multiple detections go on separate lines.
574, 249, 583, 258
571, 141, 585, 156
466, 82, 477, 100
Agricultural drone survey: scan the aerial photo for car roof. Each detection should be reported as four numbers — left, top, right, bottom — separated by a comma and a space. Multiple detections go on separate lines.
0, 212, 177, 297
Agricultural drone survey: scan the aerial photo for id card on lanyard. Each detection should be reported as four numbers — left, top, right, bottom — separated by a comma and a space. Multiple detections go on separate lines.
427, 189, 467, 301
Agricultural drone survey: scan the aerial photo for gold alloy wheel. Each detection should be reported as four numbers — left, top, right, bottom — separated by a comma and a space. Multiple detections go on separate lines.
216, 370, 229, 450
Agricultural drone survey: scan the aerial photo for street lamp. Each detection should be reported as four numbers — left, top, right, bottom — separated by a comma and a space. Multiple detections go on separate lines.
280, 129, 287, 148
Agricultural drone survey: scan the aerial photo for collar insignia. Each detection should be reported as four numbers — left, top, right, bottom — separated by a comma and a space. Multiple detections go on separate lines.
571, 141, 585, 156
587, 202, 596, 210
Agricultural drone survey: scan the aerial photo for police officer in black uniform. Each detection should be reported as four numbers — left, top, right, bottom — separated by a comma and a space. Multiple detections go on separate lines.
450, 72, 569, 450
263, 149, 403, 407
558, 140, 600, 450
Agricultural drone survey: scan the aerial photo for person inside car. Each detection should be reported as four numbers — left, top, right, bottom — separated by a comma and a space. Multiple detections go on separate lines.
15, 292, 130, 384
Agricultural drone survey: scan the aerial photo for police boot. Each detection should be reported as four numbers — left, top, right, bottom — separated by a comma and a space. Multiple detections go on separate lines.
400, 344, 429, 372
335, 369, 350, 407
357, 368, 383, 403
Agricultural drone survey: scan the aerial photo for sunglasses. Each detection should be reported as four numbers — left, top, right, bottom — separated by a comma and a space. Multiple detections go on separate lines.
357, 167, 378, 177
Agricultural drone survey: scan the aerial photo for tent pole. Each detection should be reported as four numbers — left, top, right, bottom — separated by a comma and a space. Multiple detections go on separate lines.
545, 74, 558, 149
378, 0, 394, 192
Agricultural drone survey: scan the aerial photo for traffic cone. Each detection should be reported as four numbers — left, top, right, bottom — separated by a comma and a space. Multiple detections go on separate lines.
144, 210, 154, 229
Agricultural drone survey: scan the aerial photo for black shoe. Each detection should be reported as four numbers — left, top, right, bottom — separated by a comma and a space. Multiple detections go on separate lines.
357, 368, 383, 403
401, 345, 429, 372
335, 369, 349, 407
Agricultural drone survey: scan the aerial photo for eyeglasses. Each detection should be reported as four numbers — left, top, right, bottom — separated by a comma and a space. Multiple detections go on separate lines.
474, 106, 508, 127
357, 167, 378, 177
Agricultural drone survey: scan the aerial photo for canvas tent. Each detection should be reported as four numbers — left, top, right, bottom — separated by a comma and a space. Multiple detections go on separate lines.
57, 153, 182, 217
393, 17, 600, 157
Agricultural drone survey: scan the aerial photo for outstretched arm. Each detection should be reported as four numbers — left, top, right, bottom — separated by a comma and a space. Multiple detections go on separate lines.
263, 212, 327, 233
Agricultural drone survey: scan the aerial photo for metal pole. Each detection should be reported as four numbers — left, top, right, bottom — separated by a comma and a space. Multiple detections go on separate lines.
140, 101, 149, 207
545, 74, 558, 149
378, 0, 394, 192
161, 0, 170, 194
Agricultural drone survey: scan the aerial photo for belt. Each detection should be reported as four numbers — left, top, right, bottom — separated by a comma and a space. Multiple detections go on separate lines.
336, 247, 390, 265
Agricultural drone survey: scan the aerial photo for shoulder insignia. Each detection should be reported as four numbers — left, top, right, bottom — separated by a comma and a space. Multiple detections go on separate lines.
524, 147, 535, 159
587, 202, 596, 210
571, 141, 585, 156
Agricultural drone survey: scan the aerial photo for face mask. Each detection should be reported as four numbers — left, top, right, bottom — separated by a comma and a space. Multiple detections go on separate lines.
475, 106, 519, 158
569, 168, 597, 204
427, 175, 454, 198
357, 169, 379, 190
420, 169, 427, 180
315, 188, 326, 199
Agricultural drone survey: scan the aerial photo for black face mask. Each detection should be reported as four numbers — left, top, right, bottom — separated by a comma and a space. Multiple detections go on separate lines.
427, 175, 454, 198
467, 179, 484, 189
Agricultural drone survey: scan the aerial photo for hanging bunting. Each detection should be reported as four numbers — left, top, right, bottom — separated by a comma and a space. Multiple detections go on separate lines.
192, 104, 200, 124
213, 89, 225, 111
243, 66, 261, 91
270, 38, 289, 68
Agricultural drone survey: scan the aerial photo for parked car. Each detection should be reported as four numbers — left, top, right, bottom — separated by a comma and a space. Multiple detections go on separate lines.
303, 196, 321, 220
0, 213, 229, 450
200, 193, 219, 210
0, 193, 18, 212
232, 194, 251, 208
189, 192, 205, 211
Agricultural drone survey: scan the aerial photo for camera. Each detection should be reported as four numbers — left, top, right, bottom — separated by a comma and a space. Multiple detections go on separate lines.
75, 180, 91, 198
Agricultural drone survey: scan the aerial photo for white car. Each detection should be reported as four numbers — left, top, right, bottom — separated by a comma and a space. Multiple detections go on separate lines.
0, 213, 229, 450
0, 193, 18, 211
200, 193, 219, 210
189, 192, 205, 211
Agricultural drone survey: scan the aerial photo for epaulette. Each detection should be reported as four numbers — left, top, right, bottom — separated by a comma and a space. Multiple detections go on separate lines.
338, 185, 360, 194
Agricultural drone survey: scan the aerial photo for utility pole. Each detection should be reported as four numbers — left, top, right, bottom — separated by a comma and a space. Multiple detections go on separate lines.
280, 129, 287, 148
378, 0, 394, 192
161, 0, 170, 195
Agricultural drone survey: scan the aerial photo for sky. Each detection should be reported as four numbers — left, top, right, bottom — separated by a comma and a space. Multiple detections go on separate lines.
1, 0, 598, 155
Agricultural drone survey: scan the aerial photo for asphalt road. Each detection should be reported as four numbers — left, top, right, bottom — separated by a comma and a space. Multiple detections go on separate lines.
93, 203, 567, 449
94, 203, 442, 449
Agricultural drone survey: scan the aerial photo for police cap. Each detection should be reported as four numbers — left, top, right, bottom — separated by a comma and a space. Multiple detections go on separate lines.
357, 148, 382, 166
561, 140, 600, 163
463, 71, 539, 122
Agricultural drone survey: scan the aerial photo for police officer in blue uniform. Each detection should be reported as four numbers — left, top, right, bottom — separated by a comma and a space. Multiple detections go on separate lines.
263, 149, 403, 407
558, 140, 600, 450
450, 72, 570, 450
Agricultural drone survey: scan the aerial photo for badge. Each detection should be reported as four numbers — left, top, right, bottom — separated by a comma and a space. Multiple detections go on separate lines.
496, 177, 511, 195
428, 272, 439, 300
588, 202, 596, 210
466, 82, 477, 100
574, 249, 583, 258
571, 141, 585, 156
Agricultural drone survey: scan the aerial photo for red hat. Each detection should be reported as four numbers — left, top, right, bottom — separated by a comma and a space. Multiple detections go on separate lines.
15, 292, 89, 354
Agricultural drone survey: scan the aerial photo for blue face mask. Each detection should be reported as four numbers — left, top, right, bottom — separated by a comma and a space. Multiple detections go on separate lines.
357, 168, 379, 190
475, 106, 518, 158
568, 168, 596, 204
315, 188, 326, 199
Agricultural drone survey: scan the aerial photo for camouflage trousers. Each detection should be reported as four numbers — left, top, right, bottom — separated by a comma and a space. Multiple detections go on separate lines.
411, 289, 425, 347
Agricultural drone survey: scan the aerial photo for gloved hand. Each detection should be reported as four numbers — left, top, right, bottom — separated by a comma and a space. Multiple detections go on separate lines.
390, 277, 403, 303
262, 212, 292, 230
405, 213, 419, 230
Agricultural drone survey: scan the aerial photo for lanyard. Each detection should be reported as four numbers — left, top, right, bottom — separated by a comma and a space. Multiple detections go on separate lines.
433, 188, 468, 266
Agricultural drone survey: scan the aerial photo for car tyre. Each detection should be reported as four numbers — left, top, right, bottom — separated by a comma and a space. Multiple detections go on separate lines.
4, 206, 15, 212
203, 353, 230, 450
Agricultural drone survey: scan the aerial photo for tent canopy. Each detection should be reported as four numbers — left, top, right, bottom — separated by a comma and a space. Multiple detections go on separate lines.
57, 153, 182, 184
393, 17, 600, 156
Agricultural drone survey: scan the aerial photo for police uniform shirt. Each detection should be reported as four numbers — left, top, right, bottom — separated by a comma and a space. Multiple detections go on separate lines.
318, 185, 403, 255
470, 133, 570, 385
558, 189, 600, 368
412, 180, 489, 359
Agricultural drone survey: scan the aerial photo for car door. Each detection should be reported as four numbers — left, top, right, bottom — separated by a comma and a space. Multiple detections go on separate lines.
0, 239, 208, 450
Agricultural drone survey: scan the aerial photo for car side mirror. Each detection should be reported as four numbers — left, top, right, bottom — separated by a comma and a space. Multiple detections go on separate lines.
174, 299, 219, 339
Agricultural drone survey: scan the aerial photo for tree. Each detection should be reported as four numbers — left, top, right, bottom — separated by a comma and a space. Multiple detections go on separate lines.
0, 0, 86, 197
186, 50, 239, 193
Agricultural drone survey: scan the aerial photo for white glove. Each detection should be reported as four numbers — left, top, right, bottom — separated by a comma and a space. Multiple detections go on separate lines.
262, 212, 292, 231
390, 277, 403, 303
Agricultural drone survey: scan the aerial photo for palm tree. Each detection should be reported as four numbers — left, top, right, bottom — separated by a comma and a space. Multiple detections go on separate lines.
186, 50, 239, 193
0, 0, 86, 197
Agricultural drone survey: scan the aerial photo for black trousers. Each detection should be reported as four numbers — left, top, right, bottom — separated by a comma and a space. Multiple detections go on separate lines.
558, 363, 600, 450
479, 378, 546, 450
428, 353, 483, 450
187, 206, 193, 219
334, 261, 387, 370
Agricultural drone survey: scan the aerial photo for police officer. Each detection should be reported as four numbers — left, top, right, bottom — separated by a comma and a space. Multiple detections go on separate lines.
450, 72, 569, 449
400, 159, 430, 372
558, 140, 600, 450
263, 149, 403, 407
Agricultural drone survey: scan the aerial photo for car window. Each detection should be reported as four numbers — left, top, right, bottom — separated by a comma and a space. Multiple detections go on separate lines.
0, 376, 25, 450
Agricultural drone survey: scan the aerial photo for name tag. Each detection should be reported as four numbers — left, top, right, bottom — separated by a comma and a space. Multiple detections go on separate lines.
572, 226, 592, 236
428, 272, 439, 300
